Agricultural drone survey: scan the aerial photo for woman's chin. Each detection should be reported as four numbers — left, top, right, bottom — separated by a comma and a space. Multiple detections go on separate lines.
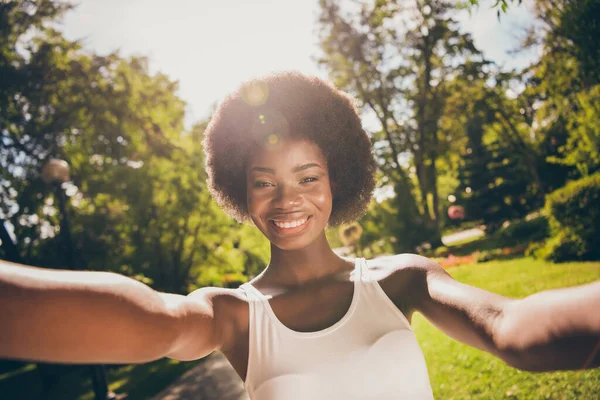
272, 238, 313, 251
268, 226, 325, 251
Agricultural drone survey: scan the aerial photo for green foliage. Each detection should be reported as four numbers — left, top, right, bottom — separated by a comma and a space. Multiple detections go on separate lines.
460, 0, 523, 14
458, 138, 535, 231
317, 0, 487, 249
546, 85, 600, 177
0, 0, 268, 294
535, 0, 600, 87
531, 228, 589, 263
535, 173, 600, 261
474, 250, 494, 263
497, 216, 550, 244
358, 198, 400, 252
0, 358, 202, 400
325, 227, 344, 249
433, 246, 450, 257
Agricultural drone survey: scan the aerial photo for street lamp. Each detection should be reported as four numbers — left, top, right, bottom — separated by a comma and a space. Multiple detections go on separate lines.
41, 159, 122, 400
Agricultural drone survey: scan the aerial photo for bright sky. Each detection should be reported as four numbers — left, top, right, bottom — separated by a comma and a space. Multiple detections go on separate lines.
60, 0, 539, 126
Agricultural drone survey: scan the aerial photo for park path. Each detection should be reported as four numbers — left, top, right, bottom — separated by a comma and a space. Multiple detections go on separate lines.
152, 352, 249, 400
441, 227, 484, 245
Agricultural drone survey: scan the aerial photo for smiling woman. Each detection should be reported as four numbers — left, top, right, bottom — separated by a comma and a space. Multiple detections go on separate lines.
1, 71, 599, 400
202, 72, 376, 228
246, 140, 332, 250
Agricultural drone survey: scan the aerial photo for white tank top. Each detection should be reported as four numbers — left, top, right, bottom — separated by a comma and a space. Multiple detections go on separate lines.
239, 257, 434, 400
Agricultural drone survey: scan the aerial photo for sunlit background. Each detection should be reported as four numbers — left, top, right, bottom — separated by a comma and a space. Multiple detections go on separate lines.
1, 0, 599, 399
60, 0, 537, 124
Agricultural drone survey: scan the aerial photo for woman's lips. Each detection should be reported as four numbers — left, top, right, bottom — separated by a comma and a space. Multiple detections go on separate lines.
271, 216, 309, 228
269, 215, 312, 236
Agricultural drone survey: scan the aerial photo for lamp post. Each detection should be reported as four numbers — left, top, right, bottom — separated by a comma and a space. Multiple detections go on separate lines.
41, 159, 121, 400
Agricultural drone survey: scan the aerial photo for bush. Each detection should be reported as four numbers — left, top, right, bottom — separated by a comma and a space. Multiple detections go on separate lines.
475, 250, 494, 263
536, 173, 600, 261
433, 246, 450, 257
531, 228, 589, 262
497, 216, 550, 245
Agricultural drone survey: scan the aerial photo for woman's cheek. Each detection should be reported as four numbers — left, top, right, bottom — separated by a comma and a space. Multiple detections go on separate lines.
310, 189, 332, 211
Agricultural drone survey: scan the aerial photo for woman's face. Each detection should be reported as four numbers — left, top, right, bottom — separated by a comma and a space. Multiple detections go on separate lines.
246, 139, 332, 250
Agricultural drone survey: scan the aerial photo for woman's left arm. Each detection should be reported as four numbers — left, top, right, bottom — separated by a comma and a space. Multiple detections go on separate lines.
403, 254, 600, 372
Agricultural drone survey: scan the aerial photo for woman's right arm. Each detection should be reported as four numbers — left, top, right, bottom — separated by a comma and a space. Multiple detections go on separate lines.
0, 260, 225, 364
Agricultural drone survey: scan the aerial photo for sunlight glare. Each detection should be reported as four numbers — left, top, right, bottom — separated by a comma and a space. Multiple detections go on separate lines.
242, 81, 269, 106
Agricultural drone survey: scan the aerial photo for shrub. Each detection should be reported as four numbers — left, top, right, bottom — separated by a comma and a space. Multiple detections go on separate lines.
475, 250, 494, 263
497, 216, 550, 245
536, 173, 600, 261
531, 228, 589, 262
433, 246, 450, 257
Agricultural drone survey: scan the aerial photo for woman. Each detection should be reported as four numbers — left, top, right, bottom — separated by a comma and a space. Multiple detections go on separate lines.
1, 72, 599, 399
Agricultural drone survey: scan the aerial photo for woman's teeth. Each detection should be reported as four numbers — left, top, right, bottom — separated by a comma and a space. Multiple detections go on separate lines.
272, 217, 309, 229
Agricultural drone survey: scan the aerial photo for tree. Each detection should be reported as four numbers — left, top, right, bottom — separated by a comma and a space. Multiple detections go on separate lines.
457, 137, 532, 232
317, 0, 484, 249
518, 0, 600, 182
461, 0, 523, 17
0, 0, 266, 295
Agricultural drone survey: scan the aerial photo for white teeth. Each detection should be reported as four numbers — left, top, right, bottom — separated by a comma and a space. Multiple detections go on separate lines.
273, 217, 308, 229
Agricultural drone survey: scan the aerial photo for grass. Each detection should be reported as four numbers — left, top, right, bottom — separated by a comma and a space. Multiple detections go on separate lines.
412, 257, 600, 399
0, 358, 203, 400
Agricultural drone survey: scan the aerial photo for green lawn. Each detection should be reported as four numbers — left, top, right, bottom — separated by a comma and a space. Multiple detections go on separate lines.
413, 257, 600, 399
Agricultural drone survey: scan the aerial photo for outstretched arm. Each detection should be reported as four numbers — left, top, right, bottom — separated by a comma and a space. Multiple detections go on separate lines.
400, 254, 600, 372
0, 261, 227, 364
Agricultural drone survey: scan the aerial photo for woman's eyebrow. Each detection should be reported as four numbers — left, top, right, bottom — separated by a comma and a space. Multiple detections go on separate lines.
250, 166, 275, 174
250, 163, 323, 174
292, 163, 323, 173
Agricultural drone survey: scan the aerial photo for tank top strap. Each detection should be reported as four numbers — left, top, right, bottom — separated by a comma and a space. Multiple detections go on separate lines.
239, 282, 266, 302
355, 257, 366, 282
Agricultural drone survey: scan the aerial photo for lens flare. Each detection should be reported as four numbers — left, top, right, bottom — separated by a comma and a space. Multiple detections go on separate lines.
242, 81, 269, 106
250, 108, 290, 150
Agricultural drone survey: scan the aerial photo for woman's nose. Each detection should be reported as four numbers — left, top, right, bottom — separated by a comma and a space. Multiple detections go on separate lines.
273, 184, 302, 209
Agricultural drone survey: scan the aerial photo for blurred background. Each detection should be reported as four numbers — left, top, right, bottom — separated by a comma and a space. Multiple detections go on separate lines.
1, 0, 599, 398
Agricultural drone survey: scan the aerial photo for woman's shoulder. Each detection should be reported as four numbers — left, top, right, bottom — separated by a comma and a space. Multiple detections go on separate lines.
187, 286, 250, 325
365, 253, 435, 277
365, 254, 436, 308
186, 286, 251, 353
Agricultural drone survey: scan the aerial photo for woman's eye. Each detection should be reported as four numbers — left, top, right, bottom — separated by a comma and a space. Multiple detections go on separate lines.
301, 177, 318, 184
254, 181, 274, 188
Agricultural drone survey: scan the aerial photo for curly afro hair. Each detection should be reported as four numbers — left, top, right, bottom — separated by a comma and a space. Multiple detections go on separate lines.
202, 71, 376, 227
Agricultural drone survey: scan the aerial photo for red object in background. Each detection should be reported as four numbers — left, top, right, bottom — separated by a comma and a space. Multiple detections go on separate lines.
448, 205, 465, 220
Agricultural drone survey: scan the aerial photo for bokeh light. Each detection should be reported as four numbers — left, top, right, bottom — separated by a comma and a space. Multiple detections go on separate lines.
241, 81, 269, 106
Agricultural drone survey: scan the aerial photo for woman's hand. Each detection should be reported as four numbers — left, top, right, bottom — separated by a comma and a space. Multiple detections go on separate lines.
0, 261, 230, 364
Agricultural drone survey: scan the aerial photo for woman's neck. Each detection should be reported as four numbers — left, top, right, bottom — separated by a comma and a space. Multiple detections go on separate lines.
261, 231, 353, 288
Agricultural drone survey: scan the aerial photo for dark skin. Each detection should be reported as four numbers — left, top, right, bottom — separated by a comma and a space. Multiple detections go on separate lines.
1, 139, 599, 386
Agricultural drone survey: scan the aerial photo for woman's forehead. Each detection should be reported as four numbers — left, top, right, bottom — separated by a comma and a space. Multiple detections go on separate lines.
247, 139, 327, 171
